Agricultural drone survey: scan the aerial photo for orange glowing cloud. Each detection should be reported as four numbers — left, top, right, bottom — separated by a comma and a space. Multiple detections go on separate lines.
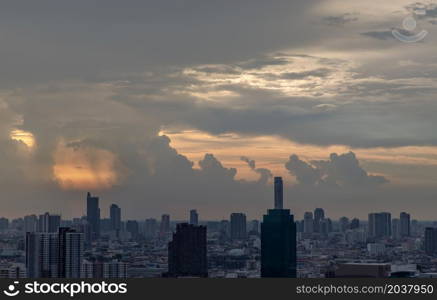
53, 141, 119, 190
10, 129, 35, 148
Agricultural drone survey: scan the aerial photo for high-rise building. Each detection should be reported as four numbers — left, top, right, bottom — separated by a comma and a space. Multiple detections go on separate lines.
303, 212, 314, 234
126, 220, 139, 239
249, 220, 260, 235
38, 213, 61, 233
400, 212, 411, 237
167, 223, 207, 278
425, 227, 437, 255
109, 204, 121, 232
86, 192, 100, 240
368, 212, 391, 238
274, 177, 283, 209
0, 218, 9, 231
189, 209, 199, 226
160, 214, 170, 237
261, 177, 296, 278
350, 218, 360, 230
144, 218, 158, 239
58, 228, 84, 278
313, 208, 324, 233
24, 215, 38, 233
339, 217, 350, 233
26, 232, 59, 278
26, 228, 84, 279
230, 213, 247, 240
392, 218, 401, 240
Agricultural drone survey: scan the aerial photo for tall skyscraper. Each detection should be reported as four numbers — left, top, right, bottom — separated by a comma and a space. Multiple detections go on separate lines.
350, 218, 360, 230
167, 223, 207, 277
303, 212, 314, 234
24, 215, 38, 233
109, 204, 121, 232
274, 177, 283, 209
392, 218, 401, 240
313, 208, 324, 233
425, 227, 437, 255
160, 214, 170, 237
189, 209, 199, 226
58, 228, 84, 278
230, 213, 247, 240
126, 220, 139, 239
400, 212, 411, 237
368, 212, 391, 238
86, 192, 100, 240
144, 218, 157, 239
26, 232, 59, 278
250, 220, 260, 235
26, 228, 84, 278
38, 213, 61, 233
261, 177, 296, 278
339, 217, 350, 233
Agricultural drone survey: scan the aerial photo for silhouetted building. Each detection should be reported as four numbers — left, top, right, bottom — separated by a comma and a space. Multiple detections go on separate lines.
274, 177, 283, 209
26, 232, 59, 278
24, 215, 38, 233
144, 218, 157, 239
400, 212, 410, 237
339, 217, 350, 233
313, 208, 324, 233
86, 192, 100, 240
392, 218, 401, 240
0, 218, 9, 231
230, 213, 247, 240
126, 220, 139, 239
303, 212, 314, 234
190, 209, 199, 226
38, 213, 61, 233
261, 177, 296, 278
425, 227, 437, 255
350, 218, 360, 230
249, 220, 260, 235
58, 228, 84, 278
167, 223, 207, 277
160, 214, 170, 237
110, 204, 121, 232
368, 212, 391, 238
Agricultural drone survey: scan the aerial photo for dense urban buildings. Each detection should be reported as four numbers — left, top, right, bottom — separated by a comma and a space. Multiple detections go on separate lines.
1, 178, 436, 279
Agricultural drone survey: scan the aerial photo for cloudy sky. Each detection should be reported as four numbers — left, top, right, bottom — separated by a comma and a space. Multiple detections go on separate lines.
2, 0, 437, 221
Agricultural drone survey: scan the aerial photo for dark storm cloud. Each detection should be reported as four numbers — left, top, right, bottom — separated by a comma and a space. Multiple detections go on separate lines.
0, 0, 320, 87
285, 152, 388, 188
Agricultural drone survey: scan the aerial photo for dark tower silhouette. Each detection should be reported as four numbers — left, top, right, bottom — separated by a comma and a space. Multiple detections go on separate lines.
109, 204, 121, 232
86, 192, 100, 241
190, 209, 199, 225
167, 223, 207, 277
274, 177, 283, 209
261, 177, 297, 277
